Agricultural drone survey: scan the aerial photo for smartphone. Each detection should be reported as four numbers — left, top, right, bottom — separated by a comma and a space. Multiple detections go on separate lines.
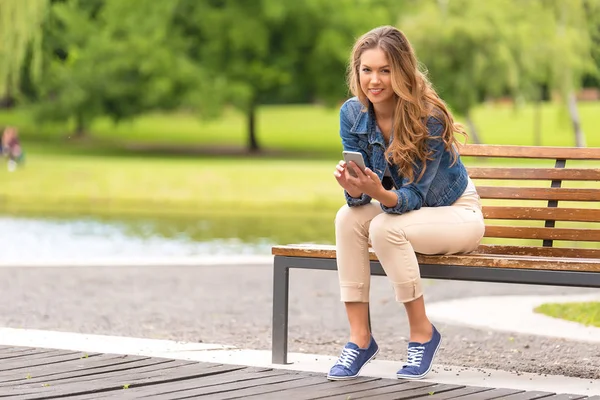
342, 151, 367, 177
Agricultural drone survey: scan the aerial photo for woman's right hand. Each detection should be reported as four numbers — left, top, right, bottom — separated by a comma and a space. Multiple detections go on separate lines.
334, 160, 362, 198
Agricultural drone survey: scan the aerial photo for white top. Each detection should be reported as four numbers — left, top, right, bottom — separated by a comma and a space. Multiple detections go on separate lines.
463, 176, 478, 196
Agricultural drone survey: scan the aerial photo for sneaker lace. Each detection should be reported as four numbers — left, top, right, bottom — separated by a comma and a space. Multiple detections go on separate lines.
405, 345, 425, 367
335, 347, 360, 369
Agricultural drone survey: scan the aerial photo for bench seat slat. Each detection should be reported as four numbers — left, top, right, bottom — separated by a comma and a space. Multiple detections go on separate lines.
459, 144, 600, 160
482, 206, 600, 222
271, 245, 600, 272
477, 186, 600, 201
467, 167, 600, 181
484, 225, 600, 241
475, 244, 600, 259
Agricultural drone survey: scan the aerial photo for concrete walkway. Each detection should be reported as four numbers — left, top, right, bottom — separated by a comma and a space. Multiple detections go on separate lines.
427, 293, 600, 343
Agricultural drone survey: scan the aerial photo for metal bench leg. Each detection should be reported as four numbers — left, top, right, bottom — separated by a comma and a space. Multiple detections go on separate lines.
272, 256, 290, 364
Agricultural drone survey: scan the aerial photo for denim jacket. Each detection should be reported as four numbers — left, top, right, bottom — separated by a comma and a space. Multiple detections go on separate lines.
340, 97, 469, 214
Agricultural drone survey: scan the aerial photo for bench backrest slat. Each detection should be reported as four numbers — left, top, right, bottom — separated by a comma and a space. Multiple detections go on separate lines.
483, 206, 600, 222
459, 144, 600, 257
460, 144, 600, 159
477, 187, 600, 202
467, 167, 600, 181
485, 226, 600, 242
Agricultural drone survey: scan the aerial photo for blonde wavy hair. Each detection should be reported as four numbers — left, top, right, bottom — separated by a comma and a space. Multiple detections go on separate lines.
347, 26, 467, 183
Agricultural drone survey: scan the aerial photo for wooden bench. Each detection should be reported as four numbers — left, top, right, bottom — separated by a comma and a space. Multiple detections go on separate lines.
271, 144, 600, 364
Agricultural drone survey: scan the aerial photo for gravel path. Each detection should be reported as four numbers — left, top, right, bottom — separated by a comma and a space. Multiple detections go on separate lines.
0, 264, 598, 380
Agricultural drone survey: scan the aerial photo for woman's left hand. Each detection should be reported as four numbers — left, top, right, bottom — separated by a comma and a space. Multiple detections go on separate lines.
346, 162, 384, 198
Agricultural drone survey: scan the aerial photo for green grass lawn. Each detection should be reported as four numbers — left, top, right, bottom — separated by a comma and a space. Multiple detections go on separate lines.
0, 155, 343, 217
535, 302, 600, 327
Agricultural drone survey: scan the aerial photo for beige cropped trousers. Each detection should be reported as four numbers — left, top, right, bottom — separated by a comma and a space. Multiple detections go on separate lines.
334, 192, 485, 303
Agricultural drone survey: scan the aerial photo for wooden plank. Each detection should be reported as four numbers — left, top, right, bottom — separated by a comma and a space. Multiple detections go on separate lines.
10, 363, 247, 399
99, 369, 293, 399
0, 358, 178, 395
417, 253, 600, 271
350, 382, 464, 399
540, 395, 589, 400
62, 367, 275, 399
248, 375, 406, 400
0, 354, 148, 384
482, 206, 600, 223
100, 371, 304, 399
477, 187, 600, 202
102, 363, 250, 387
149, 373, 308, 399
494, 391, 556, 400
0, 350, 88, 367
0, 347, 50, 355
0, 348, 60, 360
458, 144, 600, 160
1, 359, 195, 394
484, 225, 600, 242
474, 244, 600, 259
424, 386, 495, 399
0, 351, 95, 372
467, 167, 600, 181
444, 387, 526, 399
286, 379, 410, 400
272, 244, 600, 272
16, 360, 222, 390
0, 357, 181, 388
171, 375, 330, 400
309, 380, 434, 400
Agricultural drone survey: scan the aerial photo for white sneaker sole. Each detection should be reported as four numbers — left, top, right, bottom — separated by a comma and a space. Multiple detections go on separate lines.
326, 348, 380, 381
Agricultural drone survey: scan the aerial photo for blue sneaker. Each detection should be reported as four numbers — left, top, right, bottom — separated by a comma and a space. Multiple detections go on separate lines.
327, 337, 379, 380
396, 325, 441, 380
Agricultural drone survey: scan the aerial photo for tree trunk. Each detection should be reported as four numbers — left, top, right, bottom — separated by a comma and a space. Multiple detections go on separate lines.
533, 98, 542, 146
0, 95, 15, 109
567, 91, 586, 147
75, 112, 86, 137
247, 100, 259, 152
466, 111, 482, 144
0, 88, 15, 109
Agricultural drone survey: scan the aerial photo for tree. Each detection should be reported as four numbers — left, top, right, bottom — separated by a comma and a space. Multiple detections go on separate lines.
173, 0, 403, 152
0, 0, 48, 106
33, 0, 204, 136
400, 0, 556, 144
400, 0, 595, 146
582, 0, 600, 88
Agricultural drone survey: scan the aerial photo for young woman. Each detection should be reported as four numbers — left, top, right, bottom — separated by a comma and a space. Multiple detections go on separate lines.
329, 25, 485, 381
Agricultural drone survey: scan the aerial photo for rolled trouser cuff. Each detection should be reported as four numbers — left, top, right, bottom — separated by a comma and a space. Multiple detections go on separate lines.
392, 278, 423, 303
340, 281, 369, 303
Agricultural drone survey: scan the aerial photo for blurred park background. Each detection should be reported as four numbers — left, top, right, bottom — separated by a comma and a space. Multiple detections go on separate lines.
1, 0, 599, 258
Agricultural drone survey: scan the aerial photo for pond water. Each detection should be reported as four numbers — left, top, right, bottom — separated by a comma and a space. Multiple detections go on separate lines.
0, 212, 335, 263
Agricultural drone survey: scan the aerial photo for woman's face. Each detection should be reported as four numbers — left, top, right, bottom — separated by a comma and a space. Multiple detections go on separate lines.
359, 47, 395, 110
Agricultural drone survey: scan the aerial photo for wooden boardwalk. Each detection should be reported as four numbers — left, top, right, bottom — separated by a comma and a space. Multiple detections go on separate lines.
0, 346, 596, 399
